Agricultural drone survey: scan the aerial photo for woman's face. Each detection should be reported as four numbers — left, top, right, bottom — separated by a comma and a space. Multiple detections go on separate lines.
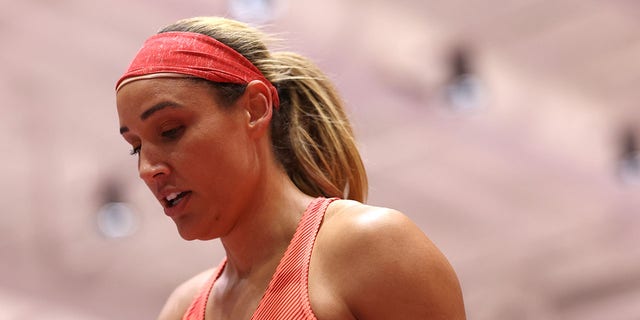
116, 78, 259, 240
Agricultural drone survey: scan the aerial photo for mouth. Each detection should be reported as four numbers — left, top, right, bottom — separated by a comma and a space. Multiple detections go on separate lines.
163, 191, 192, 208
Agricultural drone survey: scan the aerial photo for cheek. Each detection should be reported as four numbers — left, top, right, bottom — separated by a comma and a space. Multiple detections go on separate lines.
177, 131, 250, 179
176, 114, 255, 183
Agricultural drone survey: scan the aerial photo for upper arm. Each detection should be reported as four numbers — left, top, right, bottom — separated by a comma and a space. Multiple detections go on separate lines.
157, 268, 215, 320
321, 205, 466, 320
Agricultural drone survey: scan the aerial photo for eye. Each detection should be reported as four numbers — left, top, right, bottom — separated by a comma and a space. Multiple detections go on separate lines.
161, 126, 185, 140
130, 146, 141, 156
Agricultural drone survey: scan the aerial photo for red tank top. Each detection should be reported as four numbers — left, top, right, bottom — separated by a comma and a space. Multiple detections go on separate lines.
182, 197, 336, 320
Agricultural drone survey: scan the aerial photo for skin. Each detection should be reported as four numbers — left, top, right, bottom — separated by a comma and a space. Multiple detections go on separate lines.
117, 77, 466, 320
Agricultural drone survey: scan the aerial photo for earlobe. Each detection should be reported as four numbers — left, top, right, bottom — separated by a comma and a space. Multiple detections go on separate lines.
244, 80, 273, 138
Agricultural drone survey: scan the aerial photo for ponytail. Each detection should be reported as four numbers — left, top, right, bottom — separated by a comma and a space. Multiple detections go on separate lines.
268, 52, 368, 202
159, 17, 368, 202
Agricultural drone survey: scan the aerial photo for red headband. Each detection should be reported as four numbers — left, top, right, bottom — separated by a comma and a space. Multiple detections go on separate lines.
116, 31, 279, 108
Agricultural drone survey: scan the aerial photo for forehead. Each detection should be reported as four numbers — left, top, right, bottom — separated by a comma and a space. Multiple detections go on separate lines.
116, 77, 217, 120
117, 77, 197, 106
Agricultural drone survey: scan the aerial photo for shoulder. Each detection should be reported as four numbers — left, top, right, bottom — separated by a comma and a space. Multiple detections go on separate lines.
315, 200, 466, 319
319, 200, 439, 258
157, 268, 215, 320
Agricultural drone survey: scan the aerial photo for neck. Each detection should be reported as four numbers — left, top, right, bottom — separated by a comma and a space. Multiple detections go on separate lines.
219, 167, 314, 279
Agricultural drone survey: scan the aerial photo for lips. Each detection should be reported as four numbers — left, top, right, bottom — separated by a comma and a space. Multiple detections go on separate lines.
158, 189, 192, 218
165, 191, 190, 208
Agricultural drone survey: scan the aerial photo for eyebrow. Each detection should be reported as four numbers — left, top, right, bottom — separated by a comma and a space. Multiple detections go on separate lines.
119, 101, 181, 134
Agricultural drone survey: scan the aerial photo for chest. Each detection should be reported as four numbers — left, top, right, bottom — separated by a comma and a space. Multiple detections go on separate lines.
205, 278, 265, 320
200, 254, 355, 320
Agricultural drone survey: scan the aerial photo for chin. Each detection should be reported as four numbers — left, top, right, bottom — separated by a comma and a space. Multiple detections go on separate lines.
178, 231, 198, 241
178, 233, 199, 241
176, 227, 218, 241
174, 224, 200, 241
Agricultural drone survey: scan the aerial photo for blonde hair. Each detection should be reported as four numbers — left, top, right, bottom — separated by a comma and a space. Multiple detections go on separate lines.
159, 17, 368, 202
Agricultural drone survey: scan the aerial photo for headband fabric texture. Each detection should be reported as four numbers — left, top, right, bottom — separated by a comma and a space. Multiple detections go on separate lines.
116, 31, 279, 108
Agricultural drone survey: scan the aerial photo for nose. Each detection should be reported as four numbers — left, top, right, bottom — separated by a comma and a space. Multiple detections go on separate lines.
138, 146, 170, 183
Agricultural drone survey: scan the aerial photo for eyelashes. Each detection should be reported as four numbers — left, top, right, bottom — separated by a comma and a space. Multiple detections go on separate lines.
161, 125, 185, 139
127, 125, 185, 156
130, 146, 141, 156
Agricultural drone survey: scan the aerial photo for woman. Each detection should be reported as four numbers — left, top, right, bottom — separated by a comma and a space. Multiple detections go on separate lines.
116, 16, 466, 320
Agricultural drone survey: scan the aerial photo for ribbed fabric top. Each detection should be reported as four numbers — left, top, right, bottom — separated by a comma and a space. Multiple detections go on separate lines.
182, 197, 336, 320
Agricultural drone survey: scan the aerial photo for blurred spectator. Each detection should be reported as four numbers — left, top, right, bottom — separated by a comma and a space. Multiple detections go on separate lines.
444, 45, 486, 111
228, 0, 284, 24
617, 127, 640, 185
96, 180, 138, 238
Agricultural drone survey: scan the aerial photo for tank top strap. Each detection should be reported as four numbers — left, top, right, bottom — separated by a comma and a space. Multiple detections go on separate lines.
182, 258, 227, 320
251, 197, 337, 319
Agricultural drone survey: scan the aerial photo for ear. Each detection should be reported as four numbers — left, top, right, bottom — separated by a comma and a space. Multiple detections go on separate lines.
242, 80, 274, 139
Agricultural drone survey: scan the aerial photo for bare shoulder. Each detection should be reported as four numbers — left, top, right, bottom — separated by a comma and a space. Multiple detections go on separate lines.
157, 268, 215, 320
316, 200, 466, 320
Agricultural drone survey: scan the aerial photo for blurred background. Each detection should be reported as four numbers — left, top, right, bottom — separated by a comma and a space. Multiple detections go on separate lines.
1, 0, 639, 319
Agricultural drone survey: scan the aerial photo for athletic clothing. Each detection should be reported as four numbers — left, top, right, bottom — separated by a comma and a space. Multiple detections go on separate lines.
182, 197, 336, 320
